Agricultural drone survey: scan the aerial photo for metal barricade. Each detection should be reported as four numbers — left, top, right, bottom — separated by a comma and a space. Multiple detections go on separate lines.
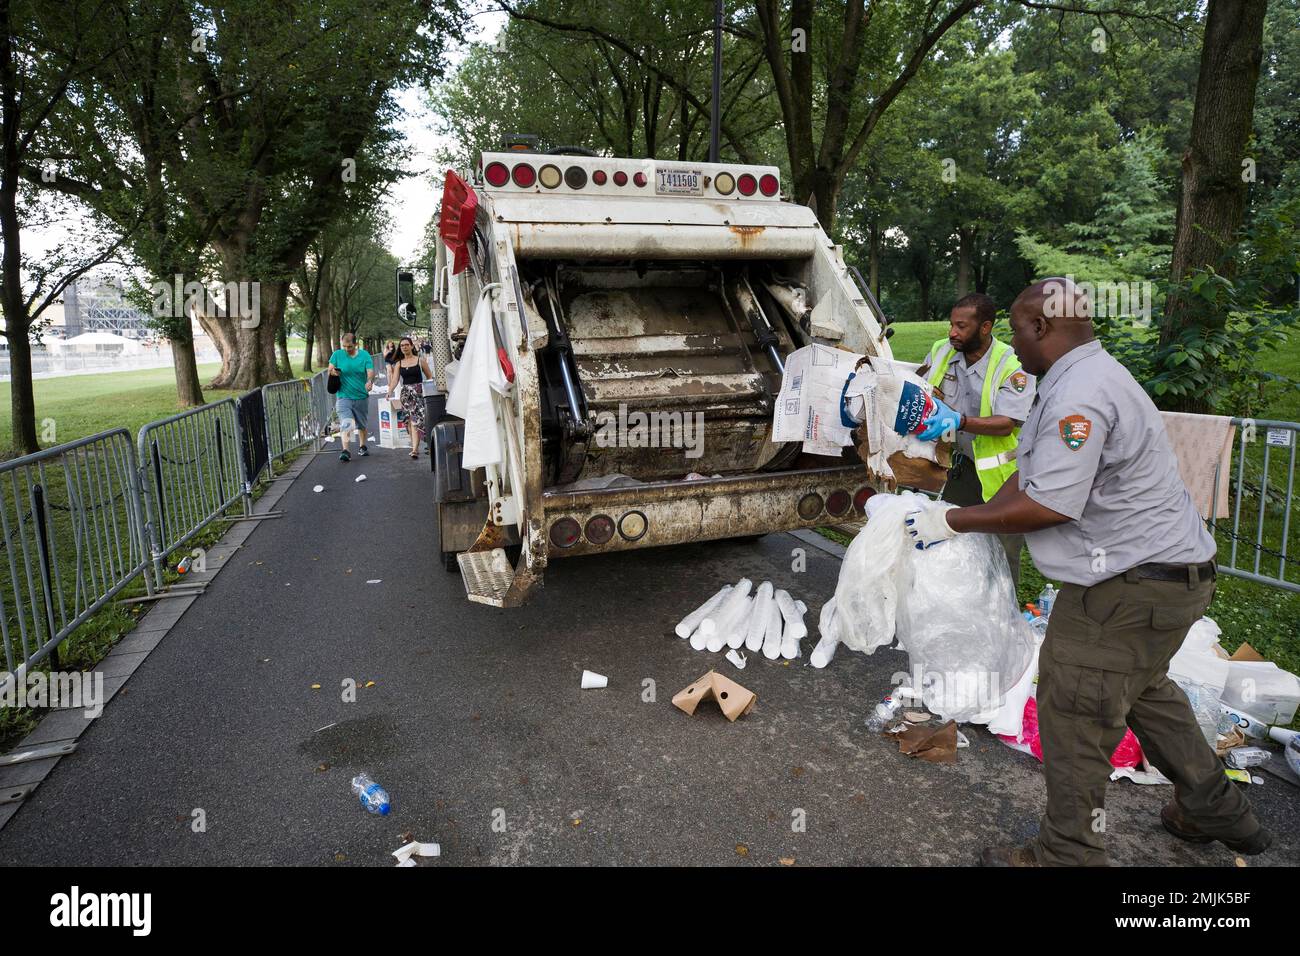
262, 378, 320, 465
1212, 418, 1299, 592
137, 399, 246, 586
236, 387, 270, 488
0, 430, 152, 681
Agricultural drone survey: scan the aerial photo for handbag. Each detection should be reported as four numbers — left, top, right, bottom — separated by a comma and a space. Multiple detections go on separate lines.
327, 369, 341, 394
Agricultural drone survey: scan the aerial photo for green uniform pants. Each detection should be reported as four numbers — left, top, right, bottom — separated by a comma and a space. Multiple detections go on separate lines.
941, 457, 1024, 588
1030, 570, 1260, 866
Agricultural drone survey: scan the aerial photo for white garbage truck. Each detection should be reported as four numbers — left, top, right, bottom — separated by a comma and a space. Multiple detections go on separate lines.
404, 145, 895, 606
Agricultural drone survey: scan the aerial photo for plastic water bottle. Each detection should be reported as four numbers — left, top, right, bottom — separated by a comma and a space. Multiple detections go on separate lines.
351, 774, 391, 815
865, 693, 905, 734
1037, 584, 1057, 617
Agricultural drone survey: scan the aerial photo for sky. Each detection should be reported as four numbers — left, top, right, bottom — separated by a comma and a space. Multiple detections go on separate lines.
385, 8, 507, 264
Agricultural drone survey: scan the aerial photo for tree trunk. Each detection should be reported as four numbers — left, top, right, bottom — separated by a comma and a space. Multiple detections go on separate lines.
5, 329, 38, 453
170, 334, 205, 406
276, 321, 292, 379
206, 281, 288, 390
302, 310, 316, 373
1161, 0, 1266, 412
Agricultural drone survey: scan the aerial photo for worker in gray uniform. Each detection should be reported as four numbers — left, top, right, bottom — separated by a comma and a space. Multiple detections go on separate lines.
916, 292, 1036, 587
905, 277, 1271, 867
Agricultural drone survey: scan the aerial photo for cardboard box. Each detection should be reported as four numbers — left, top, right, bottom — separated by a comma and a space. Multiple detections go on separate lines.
672, 670, 756, 721
377, 405, 411, 449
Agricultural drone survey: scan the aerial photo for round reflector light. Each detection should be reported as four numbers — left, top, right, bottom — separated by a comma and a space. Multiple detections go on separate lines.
714, 172, 736, 195
565, 166, 588, 189
826, 490, 852, 517
613, 170, 628, 186
592, 169, 607, 185
759, 173, 779, 196
797, 493, 824, 520
737, 173, 757, 196
484, 162, 509, 187
511, 163, 536, 187
633, 171, 647, 187
585, 514, 615, 545
549, 517, 581, 549
853, 487, 876, 514
618, 511, 647, 541
538, 164, 562, 189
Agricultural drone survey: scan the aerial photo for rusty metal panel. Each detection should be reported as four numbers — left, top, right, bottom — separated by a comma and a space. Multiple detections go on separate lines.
506, 222, 818, 260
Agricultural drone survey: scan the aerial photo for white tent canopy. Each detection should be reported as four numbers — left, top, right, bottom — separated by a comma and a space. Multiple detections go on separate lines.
49, 332, 144, 354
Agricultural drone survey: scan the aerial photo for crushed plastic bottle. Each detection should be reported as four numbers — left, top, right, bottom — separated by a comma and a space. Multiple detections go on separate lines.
351, 773, 391, 815
865, 691, 907, 734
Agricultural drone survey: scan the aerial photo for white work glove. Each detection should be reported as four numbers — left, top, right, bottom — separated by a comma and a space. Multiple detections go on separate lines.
905, 505, 959, 550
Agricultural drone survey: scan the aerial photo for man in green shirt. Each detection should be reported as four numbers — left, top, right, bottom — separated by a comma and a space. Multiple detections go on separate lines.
328, 332, 376, 462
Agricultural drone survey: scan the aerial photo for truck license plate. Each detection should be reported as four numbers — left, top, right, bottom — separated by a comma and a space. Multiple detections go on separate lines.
656, 169, 702, 196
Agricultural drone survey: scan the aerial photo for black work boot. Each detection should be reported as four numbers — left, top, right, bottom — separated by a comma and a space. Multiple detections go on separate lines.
1161, 800, 1273, 855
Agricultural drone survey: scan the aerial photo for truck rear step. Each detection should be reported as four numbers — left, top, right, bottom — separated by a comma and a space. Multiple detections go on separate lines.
457, 548, 516, 607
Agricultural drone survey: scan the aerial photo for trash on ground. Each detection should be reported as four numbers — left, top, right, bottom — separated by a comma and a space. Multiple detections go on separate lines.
676, 584, 733, 639
997, 696, 1144, 769
366, 579, 381, 584
350, 773, 391, 815
904, 710, 933, 723
672, 670, 756, 722
745, 582, 774, 653
1110, 762, 1172, 786
895, 720, 959, 764
762, 597, 783, 661
1225, 746, 1273, 770
313, 485, 324, 493
865, 689, 909, 734
724, 649, 747, 670
393, 840, 441, 864
580, 670, 608, 689
354, 474, 367, 483
780, 600, 804, 660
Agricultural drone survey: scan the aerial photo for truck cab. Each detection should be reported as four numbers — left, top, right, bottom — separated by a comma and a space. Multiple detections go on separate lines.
421, 147, 893, 606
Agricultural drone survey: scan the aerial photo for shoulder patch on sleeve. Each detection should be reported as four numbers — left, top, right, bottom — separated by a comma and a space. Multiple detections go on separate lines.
1059, 414, 1092, 450
1010, 371, 1028, 393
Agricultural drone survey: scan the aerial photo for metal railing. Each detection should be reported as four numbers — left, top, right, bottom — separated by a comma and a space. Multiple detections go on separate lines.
137, 399, 249, 587
1212, 418, 1299, 592
0, 430, 153, 683
263, 376, 322, 465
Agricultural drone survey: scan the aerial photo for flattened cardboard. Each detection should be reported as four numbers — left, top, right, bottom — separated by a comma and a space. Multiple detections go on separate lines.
672, 670, 757, 722
894, 720, 959, 763
1231, 642, 1266, 662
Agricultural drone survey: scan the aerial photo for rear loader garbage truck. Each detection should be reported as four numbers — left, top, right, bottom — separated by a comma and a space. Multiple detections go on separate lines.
403, 146, 894, 607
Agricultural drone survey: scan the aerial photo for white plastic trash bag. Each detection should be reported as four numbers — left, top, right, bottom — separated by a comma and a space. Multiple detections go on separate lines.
446, 295, 510, 469
827, 491, 1035, 724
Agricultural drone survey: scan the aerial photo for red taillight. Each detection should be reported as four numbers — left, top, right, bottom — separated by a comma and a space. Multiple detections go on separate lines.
759, 174, 779, 197
484, 162, 509, 187
737, 173, 757, 196
853, 487, 876, 514
550, 518, 581, 549
613, 170, 628, 186
633, 171, 647, 187
512, 163, 536, 187
826, 490, 852, 517
585, 515, 615, 545
592, 169, 607, 185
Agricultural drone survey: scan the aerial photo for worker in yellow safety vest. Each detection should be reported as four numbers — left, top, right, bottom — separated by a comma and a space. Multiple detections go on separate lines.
915, 293, 1036, 585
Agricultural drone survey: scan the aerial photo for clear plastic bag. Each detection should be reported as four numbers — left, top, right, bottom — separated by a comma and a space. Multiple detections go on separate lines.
829, 492, 1035, 723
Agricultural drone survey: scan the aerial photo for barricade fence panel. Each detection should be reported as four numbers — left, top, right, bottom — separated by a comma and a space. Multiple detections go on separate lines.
0, 430, 152, 680
137, 399, 246, 584
263, 377, 320, 465
1213, 418, 1299, 592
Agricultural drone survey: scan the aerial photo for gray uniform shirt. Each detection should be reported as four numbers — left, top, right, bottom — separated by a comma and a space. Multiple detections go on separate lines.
922, 340, 1036, 459
1016, 340, 1215, 585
